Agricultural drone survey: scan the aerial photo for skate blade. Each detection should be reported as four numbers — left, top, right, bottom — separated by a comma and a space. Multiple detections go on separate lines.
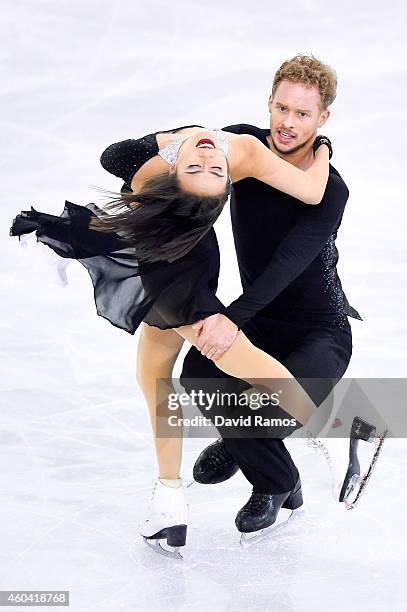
339, 472, 359, 503
344, 430, 388, 510
239, 508, 303, 548
143, 537, 183, 560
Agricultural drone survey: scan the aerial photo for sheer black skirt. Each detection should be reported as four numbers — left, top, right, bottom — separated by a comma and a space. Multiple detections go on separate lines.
9, 200, 228, 334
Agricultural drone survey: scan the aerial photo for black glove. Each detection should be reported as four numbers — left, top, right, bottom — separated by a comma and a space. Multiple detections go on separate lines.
313, 135, 333, 160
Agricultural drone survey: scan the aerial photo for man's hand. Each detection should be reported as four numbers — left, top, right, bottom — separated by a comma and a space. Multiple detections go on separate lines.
191, 313, 238, 361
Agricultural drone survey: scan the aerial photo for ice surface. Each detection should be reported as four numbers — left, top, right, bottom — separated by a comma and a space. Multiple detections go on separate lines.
1, 1, 406, 610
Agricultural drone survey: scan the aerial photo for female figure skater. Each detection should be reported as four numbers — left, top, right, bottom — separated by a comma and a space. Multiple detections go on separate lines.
10, 124, 331, 557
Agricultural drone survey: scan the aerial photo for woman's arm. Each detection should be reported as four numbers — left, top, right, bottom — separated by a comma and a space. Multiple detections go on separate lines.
239, 134, 330, 205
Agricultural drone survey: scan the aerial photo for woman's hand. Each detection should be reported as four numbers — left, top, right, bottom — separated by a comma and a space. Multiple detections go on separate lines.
192, 314, 238, 361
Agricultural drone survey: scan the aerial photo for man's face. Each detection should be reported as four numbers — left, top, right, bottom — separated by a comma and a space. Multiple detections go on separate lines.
268, 80, 330, 156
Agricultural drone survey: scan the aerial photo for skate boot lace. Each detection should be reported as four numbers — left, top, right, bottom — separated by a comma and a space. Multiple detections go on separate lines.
149, 480, 158, 501
207, 443, 233, 470
144, 481, 159, 523
245, 492, 270, 513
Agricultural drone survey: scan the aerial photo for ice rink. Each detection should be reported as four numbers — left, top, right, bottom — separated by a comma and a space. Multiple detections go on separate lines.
1, 1, 406, 610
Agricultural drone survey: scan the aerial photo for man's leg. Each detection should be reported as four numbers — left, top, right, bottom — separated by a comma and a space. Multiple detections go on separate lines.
282, 320, 353, 432
223, 319, 353, 493
180, 316, 301, 494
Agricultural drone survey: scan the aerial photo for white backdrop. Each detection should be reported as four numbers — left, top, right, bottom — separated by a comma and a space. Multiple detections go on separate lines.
1, 1, 406, 611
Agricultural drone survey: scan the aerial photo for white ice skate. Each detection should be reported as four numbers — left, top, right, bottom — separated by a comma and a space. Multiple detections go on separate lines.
138, 478, 188, 559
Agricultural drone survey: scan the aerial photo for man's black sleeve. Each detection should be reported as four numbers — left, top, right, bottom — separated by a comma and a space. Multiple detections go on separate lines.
223, 173, 350, 328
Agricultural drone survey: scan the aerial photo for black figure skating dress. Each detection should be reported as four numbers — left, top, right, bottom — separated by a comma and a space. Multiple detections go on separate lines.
9, 125, 229, 334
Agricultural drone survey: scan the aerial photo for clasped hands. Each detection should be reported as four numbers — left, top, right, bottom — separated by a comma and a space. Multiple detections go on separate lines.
192, 313, 238, 362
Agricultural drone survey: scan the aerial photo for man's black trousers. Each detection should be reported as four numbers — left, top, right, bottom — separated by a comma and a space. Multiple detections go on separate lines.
180, 315, 353, 494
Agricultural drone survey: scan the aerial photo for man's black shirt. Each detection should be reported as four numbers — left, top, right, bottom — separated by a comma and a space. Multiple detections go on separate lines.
221, 123, 362, 329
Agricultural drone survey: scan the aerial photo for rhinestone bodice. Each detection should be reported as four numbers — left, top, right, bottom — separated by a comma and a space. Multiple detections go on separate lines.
157, 128, 229, 165
100, 125, 228, 188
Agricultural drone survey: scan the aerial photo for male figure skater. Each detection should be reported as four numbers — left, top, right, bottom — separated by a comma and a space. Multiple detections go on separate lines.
180, 54, 363, 534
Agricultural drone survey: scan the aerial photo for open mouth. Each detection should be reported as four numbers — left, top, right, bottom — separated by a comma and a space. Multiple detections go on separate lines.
196, 138, 216, 149
276, 129, 295, 143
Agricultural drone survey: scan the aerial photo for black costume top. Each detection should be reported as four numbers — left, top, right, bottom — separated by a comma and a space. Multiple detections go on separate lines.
9, 125, 229, 333
106, 123, 361, 330
9, 123, 361, 334
220, 124, 362, 329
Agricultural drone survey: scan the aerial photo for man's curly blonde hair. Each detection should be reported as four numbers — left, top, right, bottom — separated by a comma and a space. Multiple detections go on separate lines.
272, 54, 337, 111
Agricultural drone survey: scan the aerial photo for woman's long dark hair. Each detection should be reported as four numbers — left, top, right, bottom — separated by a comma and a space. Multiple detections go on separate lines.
89, 171, 231, 264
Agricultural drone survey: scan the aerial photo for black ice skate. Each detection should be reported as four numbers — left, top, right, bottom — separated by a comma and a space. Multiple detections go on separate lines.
193, 438, 239, 484
237, 478, 304, 547
340, 416, 388, 509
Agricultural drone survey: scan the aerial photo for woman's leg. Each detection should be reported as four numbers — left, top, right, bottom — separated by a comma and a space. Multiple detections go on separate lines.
136, 322, 185, 479
173, 325, 316, 426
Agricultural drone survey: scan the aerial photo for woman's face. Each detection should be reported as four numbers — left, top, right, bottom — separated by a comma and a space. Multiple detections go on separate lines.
169, 130, 229, 196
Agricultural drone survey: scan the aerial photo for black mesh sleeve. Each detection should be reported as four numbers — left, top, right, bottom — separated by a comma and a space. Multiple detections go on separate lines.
100, 139, 142, 186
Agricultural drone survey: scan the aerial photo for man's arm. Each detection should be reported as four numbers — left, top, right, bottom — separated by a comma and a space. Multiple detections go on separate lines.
223, 173, 350, 328
193, 167, 350, 361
